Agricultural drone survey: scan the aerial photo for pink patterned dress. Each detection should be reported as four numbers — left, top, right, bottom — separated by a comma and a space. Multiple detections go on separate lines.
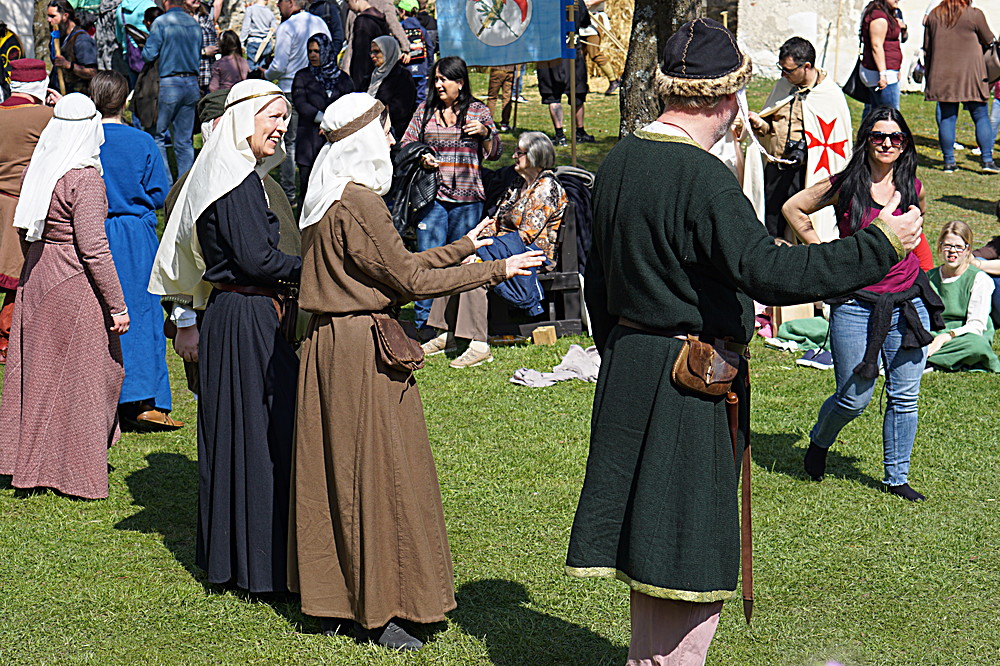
0, 167, 126, 499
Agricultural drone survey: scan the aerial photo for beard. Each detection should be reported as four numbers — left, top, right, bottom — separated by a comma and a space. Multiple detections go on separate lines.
708, 99, 739, 146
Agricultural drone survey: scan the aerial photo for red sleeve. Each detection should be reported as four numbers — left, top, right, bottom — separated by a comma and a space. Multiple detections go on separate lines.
913, 232, 934, 272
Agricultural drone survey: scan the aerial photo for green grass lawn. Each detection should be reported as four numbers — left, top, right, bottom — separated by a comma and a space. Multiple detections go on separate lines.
2, 76, 999, 665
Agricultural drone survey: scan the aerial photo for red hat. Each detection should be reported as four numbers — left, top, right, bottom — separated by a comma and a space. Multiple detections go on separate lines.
10, 59, 47, 83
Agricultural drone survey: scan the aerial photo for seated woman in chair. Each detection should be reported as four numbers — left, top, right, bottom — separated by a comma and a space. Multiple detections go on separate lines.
423, 131, 568, 368
927, 220, 1000, 372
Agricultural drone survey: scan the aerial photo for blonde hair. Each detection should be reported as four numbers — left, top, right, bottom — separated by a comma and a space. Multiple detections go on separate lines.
938, 220, 974, 268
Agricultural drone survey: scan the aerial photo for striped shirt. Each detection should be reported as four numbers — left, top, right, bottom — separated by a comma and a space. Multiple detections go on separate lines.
400, 100, 502, 203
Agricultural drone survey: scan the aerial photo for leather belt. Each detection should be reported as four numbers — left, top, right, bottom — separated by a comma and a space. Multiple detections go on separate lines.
618, 317, 749, 357
213, 283, 284, 318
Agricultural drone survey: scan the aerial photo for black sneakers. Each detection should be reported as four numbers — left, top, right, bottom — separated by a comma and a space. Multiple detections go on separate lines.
887, 483, 926, 501
803, 442, 828, 481
354, 620, 423, 651
576, 128, 596, 143
553, 131, 568, 146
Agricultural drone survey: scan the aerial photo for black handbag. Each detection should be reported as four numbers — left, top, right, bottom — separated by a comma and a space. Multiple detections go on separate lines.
842, 59, 871, 104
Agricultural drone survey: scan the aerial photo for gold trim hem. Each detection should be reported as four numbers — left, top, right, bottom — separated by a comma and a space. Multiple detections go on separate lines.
870, 218, 906, 262
565, 566, 737, 603
633, 129, 700, 149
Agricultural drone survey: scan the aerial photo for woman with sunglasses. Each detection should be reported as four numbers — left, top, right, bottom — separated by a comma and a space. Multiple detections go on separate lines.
783, 106, 945, 502
925, 221, 1000, 372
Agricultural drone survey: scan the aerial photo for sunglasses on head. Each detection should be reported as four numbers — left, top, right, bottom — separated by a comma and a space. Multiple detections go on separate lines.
868, 131, 907, 147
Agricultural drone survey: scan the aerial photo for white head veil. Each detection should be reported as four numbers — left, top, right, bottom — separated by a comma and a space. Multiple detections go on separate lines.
148, 79, 288, 307
299, 93, 393, 230
13, 93, 103, 243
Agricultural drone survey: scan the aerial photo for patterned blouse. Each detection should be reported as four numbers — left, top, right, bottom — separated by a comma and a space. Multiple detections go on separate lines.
400, 100, 502, 203
488, 170, 568, 263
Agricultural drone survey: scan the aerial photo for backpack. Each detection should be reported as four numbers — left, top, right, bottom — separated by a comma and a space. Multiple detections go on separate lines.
404, 26, 426, 64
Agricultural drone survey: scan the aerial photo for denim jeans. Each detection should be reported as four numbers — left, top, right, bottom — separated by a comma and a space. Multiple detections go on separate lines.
862, 80, 900, 119
809, 298, 929, 486
937, 101, 994, 165
155, 75, 199, 184
278, 93, 298, 205
990, 98, 1000, 146
413, 199, 483, 328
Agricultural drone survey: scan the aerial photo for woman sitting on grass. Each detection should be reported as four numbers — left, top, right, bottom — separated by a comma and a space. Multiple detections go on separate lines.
926, 221, 1000, 372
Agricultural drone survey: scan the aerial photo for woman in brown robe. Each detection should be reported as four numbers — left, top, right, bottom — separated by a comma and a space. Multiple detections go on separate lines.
0, 93, 129, 500
290, 93, 543, 651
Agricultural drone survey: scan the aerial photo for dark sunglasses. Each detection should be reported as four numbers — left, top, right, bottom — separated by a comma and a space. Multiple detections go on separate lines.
868, 131, 907, 147
776, 61, 805, 75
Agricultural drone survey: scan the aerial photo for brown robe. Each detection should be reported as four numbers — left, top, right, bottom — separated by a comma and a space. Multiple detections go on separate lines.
289, 182, 505, 628
0, 100, 54, 289
924, 7, 994, 103
0, 167, 125, 499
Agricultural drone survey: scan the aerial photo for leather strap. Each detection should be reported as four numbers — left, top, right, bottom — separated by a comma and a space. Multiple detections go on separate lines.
726, 389, 753, 625
212, 283, 282, 318
618, 318, 749, 357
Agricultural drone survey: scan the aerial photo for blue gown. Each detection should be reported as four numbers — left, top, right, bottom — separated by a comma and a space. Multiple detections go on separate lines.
99, 123, 172, 409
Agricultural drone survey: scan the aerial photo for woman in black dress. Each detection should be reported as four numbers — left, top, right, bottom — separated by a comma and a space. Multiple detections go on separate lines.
292, 33, 354, 203
366, 35, 416, 140
149, 80, 301, 592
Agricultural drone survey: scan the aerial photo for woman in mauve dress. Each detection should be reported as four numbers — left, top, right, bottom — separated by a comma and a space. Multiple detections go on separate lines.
289, 93, 542, 651
0, 93, 130, 500
148, 79, 300, 593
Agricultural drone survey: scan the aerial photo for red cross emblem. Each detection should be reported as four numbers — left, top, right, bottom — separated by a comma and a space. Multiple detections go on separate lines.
804, 116, 848, 175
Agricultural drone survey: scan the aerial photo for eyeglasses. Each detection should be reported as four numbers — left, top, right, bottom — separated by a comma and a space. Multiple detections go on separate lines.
776, 61, 805, 75
512, 148, 527, 158
941, 243, 968, 253
868, 131, 907, 147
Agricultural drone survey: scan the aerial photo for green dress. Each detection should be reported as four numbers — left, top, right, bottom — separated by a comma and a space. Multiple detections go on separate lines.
566, 130, 906, 602
927, 265, 1000, 372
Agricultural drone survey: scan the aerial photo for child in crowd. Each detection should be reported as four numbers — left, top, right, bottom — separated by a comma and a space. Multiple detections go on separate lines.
209, 30, 249, 92
241, 0, 277, 67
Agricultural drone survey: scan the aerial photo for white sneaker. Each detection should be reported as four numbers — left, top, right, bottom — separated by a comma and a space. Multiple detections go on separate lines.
421, 333, 455, 356
449, 343, 493, 368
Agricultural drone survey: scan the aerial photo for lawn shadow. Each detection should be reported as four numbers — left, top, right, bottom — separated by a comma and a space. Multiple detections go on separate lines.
0, 474, 11, 490
114, 452, 308, 631
450, 579, 627, 665
114, 452, 201, 579
751, 430, 882, 490
938, 194, 997, 217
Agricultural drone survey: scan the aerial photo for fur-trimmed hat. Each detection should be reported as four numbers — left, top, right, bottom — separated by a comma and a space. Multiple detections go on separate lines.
655, 18, 752, 98
10, 59, 47, 83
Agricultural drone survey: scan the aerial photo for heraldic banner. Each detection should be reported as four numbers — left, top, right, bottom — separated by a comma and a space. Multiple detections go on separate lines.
438, 0, 566, 66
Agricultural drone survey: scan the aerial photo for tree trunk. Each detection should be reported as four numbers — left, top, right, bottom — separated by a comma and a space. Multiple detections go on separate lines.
619, 0, 706, 136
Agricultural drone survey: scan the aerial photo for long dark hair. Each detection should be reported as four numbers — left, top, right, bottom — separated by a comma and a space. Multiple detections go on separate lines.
219, 30, 242, 57
820, 106, 918, 236
421, 56, 475, 130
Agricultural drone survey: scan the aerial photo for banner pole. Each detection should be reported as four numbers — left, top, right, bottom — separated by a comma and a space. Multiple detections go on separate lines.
568, 2, 577, 167
512, 64, 521, 130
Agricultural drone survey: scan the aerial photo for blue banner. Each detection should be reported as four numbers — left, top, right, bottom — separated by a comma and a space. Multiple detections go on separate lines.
438, 0, 567, 67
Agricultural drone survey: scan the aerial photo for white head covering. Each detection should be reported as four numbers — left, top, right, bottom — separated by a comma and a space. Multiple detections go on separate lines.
13, 93, 103, 243
367, 35, 401, 96
10, 79, 49, 104
299, 93, 393, 230
148, 80, 288, 307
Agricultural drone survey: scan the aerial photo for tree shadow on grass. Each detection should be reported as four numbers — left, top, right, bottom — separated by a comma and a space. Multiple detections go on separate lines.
751, 430, 882, 490
938, 194, 997, 217
114, 452, 308, 631
449, 579, 627, 666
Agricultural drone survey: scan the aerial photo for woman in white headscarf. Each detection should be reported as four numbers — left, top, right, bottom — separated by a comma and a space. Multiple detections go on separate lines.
148, 79, 301, 593
289, 92, 542, 651
367, 34, 416, 140
0, 93, 129, 500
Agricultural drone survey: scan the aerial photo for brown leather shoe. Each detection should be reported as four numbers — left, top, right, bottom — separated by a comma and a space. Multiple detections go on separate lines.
135, 409, 184, 430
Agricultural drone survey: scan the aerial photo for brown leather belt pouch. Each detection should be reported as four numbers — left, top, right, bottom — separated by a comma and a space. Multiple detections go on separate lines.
671, 334, 741, 397
371, 313, 425, 372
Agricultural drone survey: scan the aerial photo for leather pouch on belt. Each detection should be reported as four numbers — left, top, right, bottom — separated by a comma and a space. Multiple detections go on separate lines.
671, 335, 739, 397
372, 313, 425, 373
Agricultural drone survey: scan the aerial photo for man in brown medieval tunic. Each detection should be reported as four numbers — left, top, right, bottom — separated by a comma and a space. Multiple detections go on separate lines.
0, 59, 54, 364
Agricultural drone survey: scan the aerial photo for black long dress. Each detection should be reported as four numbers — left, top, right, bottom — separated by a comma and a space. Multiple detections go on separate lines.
195, 173, 302, 593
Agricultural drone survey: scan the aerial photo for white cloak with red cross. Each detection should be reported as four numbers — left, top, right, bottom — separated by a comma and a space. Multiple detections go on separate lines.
755, 71, 853, 241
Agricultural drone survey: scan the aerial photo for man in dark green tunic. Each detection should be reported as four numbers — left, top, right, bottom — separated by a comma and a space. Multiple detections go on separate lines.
564, 18, 925, 664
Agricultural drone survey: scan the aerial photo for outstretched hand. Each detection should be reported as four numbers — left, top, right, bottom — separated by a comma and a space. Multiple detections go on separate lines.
504, 250, 546, 278
878, 191, 923, 252
466, 217, 496, 250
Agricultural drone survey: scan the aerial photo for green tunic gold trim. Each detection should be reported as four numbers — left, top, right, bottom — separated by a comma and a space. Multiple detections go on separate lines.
633, 129, 701, 149
565, 566, 737, 603
869, 218, 906, 262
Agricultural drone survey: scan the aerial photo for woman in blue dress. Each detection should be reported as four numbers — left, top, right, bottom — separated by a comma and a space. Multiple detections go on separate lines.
91, 70, 180, 429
